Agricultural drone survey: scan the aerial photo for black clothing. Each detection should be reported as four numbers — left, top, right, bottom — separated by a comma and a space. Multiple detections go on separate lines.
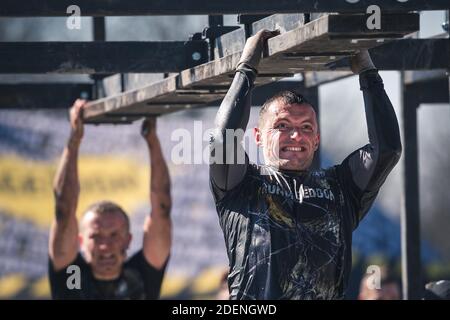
209, 68, 402, 299
49, 250, 166, 300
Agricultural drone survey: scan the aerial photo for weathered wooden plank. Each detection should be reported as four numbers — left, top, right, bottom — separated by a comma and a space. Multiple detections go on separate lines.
178, 53, 240, 89
214, 14, 306, 60
261, 13, 419, 72
178, 52, 291, 90
181, 13, 419, 88
1, 0, 448, 16
252, 13, 305, 35
84, 76, 228, 123
213, 28, 246, 59
84, 13, 419, 123
84, 75, 178, 121
102, 74, 124, 97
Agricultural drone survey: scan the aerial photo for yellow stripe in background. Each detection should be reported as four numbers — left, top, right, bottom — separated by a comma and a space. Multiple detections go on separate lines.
191, 266, 227, 296
0, 155, 149, 227
160, 273, 189, 298
0, 273, 26, 299
30, 276, 50, 299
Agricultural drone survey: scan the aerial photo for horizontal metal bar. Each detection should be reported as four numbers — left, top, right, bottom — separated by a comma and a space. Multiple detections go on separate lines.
404, 76, 449, 103
0, 74, 92, 84
304, 38, 450, 87
0, 83, 92, 109
0, 0, 448, 16
404, 69, 449, 85
371, 38, 450, 70
0, 41, 208, 74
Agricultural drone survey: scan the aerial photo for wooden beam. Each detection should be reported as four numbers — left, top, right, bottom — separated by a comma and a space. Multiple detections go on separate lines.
84, 76, 178, 121
83, 75, 229, 123
0, 0, 448, 16
0, 41, 208, 74
102, 73, 168, 96
213, 28, 246, 59
252, 13, 305, 36
261, 13, 419, 73
214, 14, 307, 59
216, 13, 310, 59
181, 13, 419, 88
83, 13, 419, 123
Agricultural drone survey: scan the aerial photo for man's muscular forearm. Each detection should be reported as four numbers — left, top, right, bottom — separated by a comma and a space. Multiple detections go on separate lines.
53, 136, 81, 222
50, 100, 85, 270
142, 118, 171, 217
210, 30, 279, 193
147, 135, 171, 217
141, 118, 172, 269
53, 100, 84, 223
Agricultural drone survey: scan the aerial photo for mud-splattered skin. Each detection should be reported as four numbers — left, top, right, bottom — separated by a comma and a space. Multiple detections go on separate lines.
210, 66, 402, 300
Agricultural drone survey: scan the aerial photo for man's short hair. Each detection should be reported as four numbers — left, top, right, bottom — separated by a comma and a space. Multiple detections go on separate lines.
83, 200, 130, 230
259, 91, 313, 127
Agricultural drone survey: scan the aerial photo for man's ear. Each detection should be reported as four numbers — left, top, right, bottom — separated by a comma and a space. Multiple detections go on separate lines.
121, 234, 132, 256
254, 127, 263, 146
315, 133, 320, 151
78, 234, 83, 247
126, 233, 132, 248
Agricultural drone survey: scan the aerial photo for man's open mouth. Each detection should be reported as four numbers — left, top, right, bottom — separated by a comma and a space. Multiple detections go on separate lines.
282, 146, 306, 152
98, 253, 117, 266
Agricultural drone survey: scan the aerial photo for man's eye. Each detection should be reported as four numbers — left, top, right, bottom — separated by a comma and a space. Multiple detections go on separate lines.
276, 123, 288, 129
302, 125, 313, 131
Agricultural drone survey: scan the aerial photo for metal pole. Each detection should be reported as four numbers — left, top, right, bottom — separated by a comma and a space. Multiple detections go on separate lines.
92, 17, 106, 99
93, 17, 106, 42
400, 77, 422, 300
446, 10, 449, 104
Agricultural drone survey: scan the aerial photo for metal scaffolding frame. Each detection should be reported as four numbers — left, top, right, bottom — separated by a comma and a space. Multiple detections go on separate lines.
0, 2, 449, 300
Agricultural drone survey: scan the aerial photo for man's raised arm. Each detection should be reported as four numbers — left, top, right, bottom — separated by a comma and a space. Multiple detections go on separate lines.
340, 51, 402, 227
209, 30, 279, 194
49, 100, 85, 271
141, 118, 172, 270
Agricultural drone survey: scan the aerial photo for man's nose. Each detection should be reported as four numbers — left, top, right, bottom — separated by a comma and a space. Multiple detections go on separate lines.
290, 128, 303, 141
98, 243, 109, 250
98, 238, 112, 250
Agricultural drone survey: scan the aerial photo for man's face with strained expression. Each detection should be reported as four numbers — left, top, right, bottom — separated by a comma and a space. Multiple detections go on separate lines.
80, 211, 132, 280
254, 102, 320, 171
